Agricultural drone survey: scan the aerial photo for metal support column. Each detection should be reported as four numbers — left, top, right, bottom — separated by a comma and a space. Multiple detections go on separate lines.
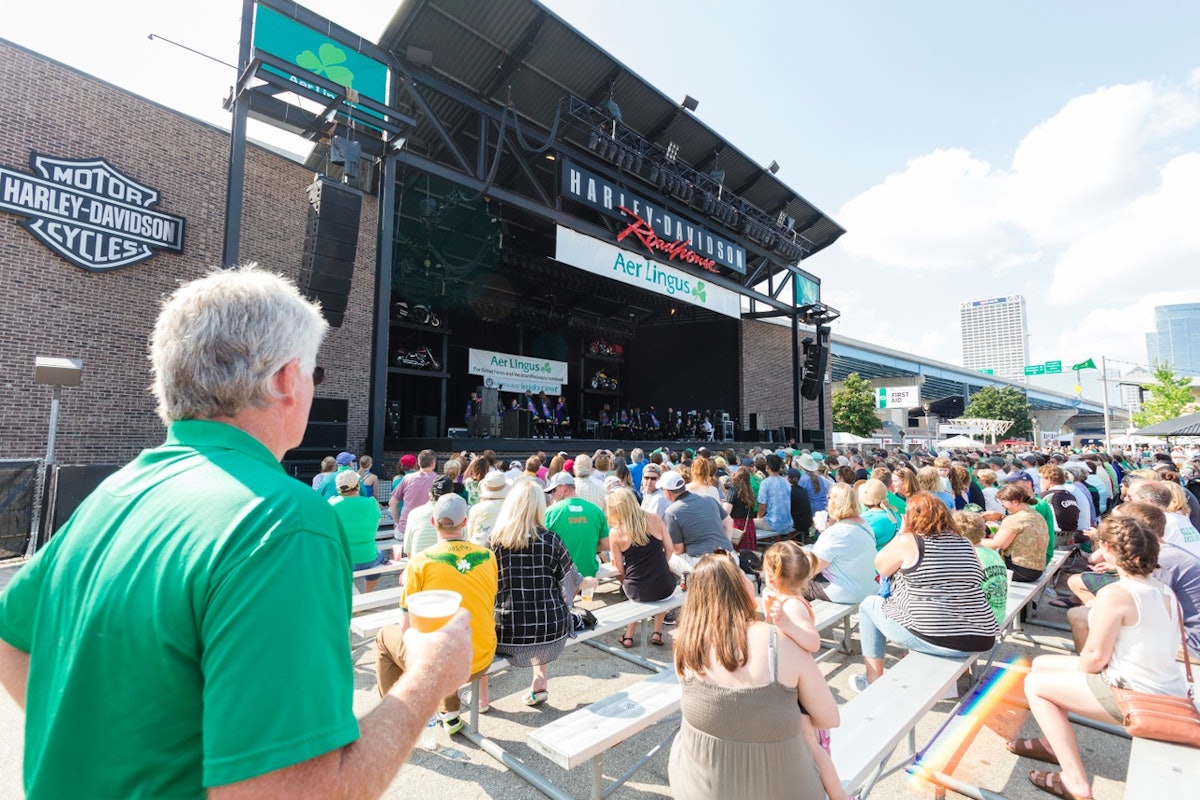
222, 0, 254, 267
368, 152, 397, 461
792, 309, 802, 441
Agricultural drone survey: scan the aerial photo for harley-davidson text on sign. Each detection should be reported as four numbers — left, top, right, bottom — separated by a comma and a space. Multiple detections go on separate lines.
560, 160, 746, 275
0, 153, 185, 271
468, 348, 568, 395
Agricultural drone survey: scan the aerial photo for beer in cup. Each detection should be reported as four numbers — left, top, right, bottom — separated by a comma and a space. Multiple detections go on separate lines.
406, 590, 462, 632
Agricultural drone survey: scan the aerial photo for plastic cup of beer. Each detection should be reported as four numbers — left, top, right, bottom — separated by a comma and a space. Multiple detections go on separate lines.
581, 584, 595, 602
406, 590, 461, 632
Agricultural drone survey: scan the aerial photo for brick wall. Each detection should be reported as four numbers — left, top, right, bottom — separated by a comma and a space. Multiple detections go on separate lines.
0, 40, 376, 465
740, 319, 831, 443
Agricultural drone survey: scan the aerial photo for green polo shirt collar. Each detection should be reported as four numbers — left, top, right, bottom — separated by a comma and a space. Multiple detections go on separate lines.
164, 419, 284, 473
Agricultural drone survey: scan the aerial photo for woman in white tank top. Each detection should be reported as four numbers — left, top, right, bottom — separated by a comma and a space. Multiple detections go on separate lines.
1010, 517, 1189, 800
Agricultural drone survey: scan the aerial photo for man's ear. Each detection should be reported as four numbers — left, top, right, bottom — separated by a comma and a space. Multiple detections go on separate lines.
274, 358, 302, 405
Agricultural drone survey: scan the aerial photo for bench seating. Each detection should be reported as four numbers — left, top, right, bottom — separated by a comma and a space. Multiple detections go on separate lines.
351, 586, 403, 614
527, 670, 680, 800
520, 595, 859, 799
832, 549, 1072, 797
1126, 735, 1200, 798
832, 652, 971, 796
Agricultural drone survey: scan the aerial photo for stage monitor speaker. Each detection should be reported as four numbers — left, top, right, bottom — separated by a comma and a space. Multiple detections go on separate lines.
299, 176, 362, 328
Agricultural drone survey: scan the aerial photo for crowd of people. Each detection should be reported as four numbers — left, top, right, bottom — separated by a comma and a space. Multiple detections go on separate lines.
2, 266, 1197, 798
344, 438, 1200, 799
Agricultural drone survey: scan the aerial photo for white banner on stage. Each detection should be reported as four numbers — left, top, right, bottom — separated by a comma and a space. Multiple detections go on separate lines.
554, 226, 741, 319
468, 348, 567, 395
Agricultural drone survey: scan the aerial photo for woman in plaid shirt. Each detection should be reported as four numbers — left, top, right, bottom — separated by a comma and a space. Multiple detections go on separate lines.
490, 481, 583, 706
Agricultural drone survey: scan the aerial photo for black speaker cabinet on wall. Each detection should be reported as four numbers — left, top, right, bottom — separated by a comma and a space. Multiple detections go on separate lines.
299, 176, 363, 327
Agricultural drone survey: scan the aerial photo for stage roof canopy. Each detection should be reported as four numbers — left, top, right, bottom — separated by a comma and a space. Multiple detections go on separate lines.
378, 0, 844, 259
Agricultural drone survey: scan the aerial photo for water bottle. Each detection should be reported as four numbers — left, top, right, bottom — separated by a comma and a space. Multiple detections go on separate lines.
419, 715, 438, 750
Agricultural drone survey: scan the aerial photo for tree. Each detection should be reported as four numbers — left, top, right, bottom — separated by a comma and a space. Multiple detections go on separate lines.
1133, 361, 1195, 428
963, 386, 1033, 439
832, 372, 881, 438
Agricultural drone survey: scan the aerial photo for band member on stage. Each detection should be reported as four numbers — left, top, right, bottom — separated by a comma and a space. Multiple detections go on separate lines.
555, 396, 570, 438
647, 405, 661, 436
465, 391, 481, 435
524, 391, 537, 415
599, 403, 613, 438
536, 391, 554, 439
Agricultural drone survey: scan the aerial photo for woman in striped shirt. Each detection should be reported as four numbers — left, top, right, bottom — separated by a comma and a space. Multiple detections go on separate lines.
850, 492, 1000, 693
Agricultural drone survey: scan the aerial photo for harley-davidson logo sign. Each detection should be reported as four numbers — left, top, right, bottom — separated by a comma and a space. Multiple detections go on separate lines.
0, 152, 185, 271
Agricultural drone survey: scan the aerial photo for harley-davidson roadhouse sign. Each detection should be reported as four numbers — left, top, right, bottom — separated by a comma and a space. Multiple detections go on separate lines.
0, 152, 185, 271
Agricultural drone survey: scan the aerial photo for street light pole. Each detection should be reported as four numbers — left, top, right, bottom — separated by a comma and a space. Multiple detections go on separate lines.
924, 402, 934, 450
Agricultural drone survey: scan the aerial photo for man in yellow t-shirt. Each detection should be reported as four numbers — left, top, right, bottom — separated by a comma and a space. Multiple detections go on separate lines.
375, 493, 498, 734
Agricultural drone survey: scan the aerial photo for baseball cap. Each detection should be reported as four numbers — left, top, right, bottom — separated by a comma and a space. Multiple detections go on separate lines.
432, 493, 468, 527
399, 453, 418, 469
1005, 469, 1034, 484
786, 468, 801, 480
334, 470, 359, 491
659, 471, 685, 492
544, 472, 575, 493
430, 475, 457, 499
335, 451, 355, 465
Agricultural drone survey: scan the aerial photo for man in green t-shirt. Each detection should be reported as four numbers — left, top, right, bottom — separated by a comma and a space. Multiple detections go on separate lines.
0, 266, 471, 799
543, 472, 610, 578
330, 470, 389, 591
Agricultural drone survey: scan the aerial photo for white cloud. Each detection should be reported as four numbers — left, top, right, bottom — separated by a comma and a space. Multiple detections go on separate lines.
1046, 153, 1200, 303
836, 148, 1014, 269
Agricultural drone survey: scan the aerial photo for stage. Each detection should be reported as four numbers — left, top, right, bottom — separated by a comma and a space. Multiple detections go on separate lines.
383, 434, 792, 461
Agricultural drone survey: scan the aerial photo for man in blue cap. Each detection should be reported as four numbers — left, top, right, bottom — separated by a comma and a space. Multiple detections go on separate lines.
319, 451, 359, 499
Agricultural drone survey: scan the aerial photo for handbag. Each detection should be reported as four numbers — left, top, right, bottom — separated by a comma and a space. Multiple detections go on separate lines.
1109, 597, 1200, 747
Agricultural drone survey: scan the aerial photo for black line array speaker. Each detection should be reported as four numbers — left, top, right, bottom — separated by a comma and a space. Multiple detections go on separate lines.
800, 325, 831, 401
300, 176, 362, 328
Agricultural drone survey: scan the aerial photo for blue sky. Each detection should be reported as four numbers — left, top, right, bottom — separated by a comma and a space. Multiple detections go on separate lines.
7, 0, 1200, 392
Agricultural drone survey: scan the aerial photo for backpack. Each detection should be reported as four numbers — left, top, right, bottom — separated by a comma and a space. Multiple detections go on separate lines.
570, 607, 598, 633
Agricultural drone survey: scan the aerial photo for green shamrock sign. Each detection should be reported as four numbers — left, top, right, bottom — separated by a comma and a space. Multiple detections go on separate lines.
691, 281, 707, 302
296, 43, 356, 88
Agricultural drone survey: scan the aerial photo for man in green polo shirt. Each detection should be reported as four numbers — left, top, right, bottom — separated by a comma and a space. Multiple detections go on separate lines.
543, 472, 609, 578
0, 265, 471, 799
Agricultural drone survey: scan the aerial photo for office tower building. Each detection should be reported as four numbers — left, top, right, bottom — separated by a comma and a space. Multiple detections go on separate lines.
1146, 303, 1200, 376
960, 295, 1029, 380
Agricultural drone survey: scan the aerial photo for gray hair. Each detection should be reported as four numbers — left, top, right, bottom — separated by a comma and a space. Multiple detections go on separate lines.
150, 264, 327, 423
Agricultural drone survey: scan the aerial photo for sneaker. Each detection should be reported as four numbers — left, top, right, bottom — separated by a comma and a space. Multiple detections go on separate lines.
663, 611, 678, 625
849, 674, 870, 695
458, 688, 489, 714
438, 711, 463, 735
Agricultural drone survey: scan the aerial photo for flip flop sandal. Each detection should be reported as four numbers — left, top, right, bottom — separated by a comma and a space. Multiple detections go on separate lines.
650, 631, 665, 646
523, 690, 549, 707
620, 636, 635, 648
1048, 597, 1082, 609
1007, 737, 1060, 765
1028, 769, 1088, 800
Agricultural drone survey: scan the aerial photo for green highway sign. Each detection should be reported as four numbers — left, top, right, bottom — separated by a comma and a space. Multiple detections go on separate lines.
1045, 360, 1062, 374
1024, 364, 1046, 376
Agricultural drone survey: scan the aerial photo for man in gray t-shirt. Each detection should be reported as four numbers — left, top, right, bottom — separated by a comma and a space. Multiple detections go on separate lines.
660, 471, 733, 576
